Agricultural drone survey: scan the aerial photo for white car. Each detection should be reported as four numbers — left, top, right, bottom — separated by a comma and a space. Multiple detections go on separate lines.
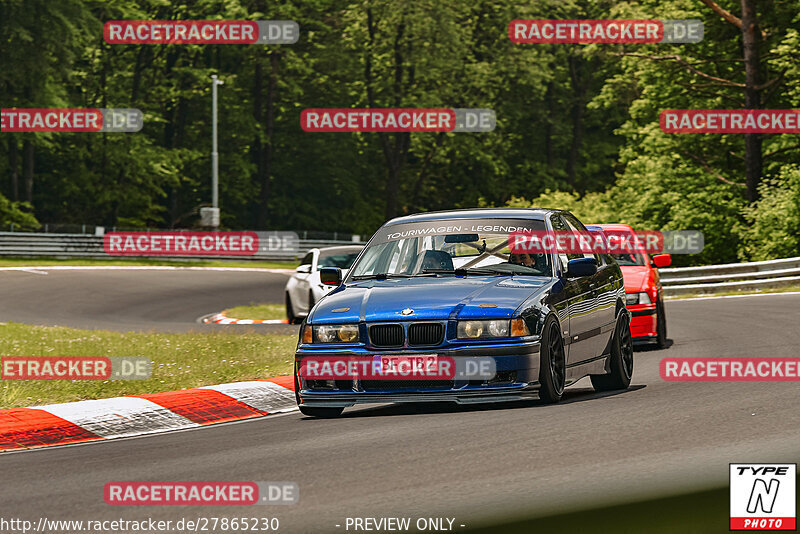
285, 245, 363, 323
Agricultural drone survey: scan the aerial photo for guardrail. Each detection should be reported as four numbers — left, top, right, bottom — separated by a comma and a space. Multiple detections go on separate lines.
3, 232, 797, 295
661, 256, 800, 297
0, 232, 364, 262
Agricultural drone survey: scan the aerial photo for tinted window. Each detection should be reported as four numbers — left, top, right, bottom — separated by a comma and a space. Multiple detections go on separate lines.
318, 252, 360, 270
549, 215, 570, 274
611, 253, 645, 266
561, 214, 601, 264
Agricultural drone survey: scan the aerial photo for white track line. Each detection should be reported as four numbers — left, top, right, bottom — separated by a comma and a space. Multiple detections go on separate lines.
15, 268, 49, 275
667, 291, 800, 302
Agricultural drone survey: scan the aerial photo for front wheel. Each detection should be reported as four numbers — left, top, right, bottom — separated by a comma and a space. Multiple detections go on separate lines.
538, 317, 566, 403
655, 298, 667, 349
591, 313, 634, 391
286, 293, 299, 324
299, 406, 344, 418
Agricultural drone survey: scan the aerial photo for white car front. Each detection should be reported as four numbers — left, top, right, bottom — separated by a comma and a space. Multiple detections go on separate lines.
284, 245, 363, 323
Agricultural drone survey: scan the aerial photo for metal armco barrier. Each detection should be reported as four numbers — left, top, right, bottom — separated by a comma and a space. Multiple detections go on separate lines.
0, 232, 363, 261
660, 256, 800, 296
2, 231, 796, 296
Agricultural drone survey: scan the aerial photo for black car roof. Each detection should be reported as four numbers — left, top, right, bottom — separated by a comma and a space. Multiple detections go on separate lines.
383, 208, 557, 227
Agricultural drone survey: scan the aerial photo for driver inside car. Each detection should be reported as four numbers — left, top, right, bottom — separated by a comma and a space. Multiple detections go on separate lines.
509, 252, 535, 267
509, 252, 548, 273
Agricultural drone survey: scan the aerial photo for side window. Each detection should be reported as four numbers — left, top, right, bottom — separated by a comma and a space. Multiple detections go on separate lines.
562, 214, 602, 265
299, 252, 313, 266
549, 215, 570, 274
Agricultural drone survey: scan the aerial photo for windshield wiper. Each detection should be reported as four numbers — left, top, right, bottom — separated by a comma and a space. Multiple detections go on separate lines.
352, 272, 442, 280
351, 273, 415, 280
423, 268, 509, 276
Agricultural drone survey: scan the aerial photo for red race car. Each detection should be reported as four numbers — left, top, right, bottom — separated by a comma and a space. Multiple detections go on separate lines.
591, 223, 671, 349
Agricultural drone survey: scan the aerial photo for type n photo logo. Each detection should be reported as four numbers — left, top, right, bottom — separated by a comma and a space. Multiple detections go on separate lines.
730, 464, 796, 530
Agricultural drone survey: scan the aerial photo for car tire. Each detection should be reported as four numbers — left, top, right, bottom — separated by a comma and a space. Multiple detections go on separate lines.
308, 289, 316, 312
299, 406, 344, 418
655, 298, 667, 349
286, 293, 299, 325
591, 312, 634, 391
538, 317, 566, 403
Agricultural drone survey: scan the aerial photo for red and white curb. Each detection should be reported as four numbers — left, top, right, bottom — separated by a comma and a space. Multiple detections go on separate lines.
0, 376, 296, 452
203, 311, 289, 325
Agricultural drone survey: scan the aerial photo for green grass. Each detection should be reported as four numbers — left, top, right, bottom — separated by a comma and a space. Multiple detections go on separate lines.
223, 303, 287, 321
667, 283, 800, 300
0, 322, 296, 408
0, 257, 298, 269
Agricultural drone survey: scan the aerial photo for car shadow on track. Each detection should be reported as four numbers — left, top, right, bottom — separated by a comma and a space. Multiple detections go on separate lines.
301, 384, 646, 420
558, 384, 646, 404
634, 338, 674, 351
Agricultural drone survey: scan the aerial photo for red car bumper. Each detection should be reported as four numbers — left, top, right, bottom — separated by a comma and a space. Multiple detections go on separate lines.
627, 304, 657, 341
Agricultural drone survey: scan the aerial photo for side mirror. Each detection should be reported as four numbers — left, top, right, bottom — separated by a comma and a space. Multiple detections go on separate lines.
652, 254, 671, 268
566, 258, 597, 278
295, 264, 312, 274
320, 267, 343, 286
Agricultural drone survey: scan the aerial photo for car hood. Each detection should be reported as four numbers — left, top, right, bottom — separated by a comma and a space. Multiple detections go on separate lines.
310, 276, 550, 323
619, 265, 652, 293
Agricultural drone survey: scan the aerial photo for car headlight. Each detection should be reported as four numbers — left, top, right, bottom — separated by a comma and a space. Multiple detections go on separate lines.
626, 292, 651, 305
457, 319, 529, 338
310, 324, 360, 343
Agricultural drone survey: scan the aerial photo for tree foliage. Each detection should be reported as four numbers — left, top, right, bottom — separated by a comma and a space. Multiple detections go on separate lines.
0, 0, 798, 265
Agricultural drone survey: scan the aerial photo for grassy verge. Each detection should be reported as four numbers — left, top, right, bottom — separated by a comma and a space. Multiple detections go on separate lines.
223, 303, 286, 321
0, 322, 296, 408
667, 284, 800, 300
0, 257, 298, 269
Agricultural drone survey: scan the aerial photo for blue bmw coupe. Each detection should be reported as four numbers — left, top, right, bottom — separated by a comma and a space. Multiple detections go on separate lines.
293, 208, 632, 417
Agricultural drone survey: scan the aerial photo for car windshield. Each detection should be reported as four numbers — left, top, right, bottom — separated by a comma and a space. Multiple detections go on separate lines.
349, 218, 552, 278
317, 251, 360, 270
611, 253, 646, 266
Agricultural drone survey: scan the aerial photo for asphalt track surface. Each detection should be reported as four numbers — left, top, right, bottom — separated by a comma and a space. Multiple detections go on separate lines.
2, 268, 800, 533
0, 268, 295, 333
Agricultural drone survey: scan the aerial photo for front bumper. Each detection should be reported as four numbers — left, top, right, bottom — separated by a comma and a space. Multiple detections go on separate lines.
627, 304, 657, 341
295, 341, 541, 407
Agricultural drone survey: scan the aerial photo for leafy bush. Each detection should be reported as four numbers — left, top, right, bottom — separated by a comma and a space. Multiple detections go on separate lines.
505, 190, 615, 223
0, 195, 39, 231
738, 166, 800, 261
